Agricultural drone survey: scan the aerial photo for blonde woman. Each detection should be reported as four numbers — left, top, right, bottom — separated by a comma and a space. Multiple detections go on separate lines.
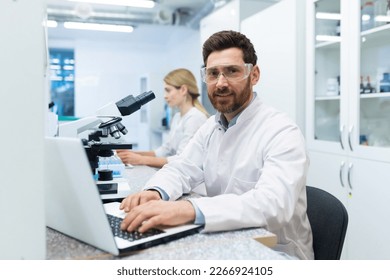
117, 68, 208, 168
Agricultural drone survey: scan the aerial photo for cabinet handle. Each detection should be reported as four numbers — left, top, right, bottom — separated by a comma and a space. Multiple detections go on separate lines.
348, 125, 354, 151
347, 162, 354, 190
339, 125, 345, 150
339, 161, 345, 187
43, 15, 49, 78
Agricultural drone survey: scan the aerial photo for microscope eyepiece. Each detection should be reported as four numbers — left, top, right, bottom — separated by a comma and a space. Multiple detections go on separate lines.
135, 90, 156, 106
116, 91, 156, 116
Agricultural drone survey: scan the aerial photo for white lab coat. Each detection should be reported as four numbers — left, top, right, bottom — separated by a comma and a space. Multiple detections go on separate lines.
145, 96, 314, 260
154, 107, 207, 161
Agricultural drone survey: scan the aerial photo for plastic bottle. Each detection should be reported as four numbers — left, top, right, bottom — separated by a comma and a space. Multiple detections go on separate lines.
380, 73, 390, 92
336, 20, 341, 36
385, 0, 390, 24
326, 78, 339, 96
364, 76, 375, 93
361, 1, 375, 31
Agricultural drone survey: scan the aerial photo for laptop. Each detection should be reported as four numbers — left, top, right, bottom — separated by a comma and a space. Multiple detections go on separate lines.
45, 136, 202, 256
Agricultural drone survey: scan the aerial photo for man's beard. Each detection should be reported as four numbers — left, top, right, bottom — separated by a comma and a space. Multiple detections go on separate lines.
208, 78, 252, 114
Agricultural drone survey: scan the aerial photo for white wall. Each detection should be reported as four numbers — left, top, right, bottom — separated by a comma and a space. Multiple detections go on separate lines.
0, 0, 46, 259
200, 0, 241, 44
49, 25, 203, 150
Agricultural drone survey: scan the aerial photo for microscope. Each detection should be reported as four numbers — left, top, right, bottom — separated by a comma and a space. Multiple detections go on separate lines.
58, 91, 155, 197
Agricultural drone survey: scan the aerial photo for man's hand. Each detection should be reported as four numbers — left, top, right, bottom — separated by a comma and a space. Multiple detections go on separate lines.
120, 200, 196, 233
120, 190, 161, 212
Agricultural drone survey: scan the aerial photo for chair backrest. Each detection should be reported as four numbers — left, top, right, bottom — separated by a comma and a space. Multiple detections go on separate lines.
306, 186, 348, 260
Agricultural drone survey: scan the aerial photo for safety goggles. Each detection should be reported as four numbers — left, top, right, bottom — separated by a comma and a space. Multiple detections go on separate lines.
200, 63, 253, 84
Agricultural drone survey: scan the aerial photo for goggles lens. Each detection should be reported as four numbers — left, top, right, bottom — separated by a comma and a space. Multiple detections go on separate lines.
201, 63, 253, 84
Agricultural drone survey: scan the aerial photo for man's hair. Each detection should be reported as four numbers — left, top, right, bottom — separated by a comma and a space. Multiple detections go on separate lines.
202, 30, 257, 66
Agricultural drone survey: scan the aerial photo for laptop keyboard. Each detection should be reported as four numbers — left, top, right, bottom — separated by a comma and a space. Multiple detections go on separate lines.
107, 214, 164, 242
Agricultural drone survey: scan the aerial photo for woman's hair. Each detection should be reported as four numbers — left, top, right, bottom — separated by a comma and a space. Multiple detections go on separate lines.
202, 30, 257, 66
164, 68, 209, 117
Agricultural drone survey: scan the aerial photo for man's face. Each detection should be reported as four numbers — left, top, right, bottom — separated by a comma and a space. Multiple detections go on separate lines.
205, 48, 259, 120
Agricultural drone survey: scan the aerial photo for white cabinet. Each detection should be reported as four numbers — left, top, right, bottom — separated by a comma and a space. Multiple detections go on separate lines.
306, 151, 349, 259
242, 0, 306, 129
306, 0, 390, 157
200, 0, 277, 45
347, 158, 390, 259
306, 0, 390, 259
308, 151, 390, 259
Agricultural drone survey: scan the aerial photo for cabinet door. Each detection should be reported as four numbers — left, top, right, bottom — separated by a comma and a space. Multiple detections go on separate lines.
306, 150, 350, 259
307, 151, 390, 259
307, 150, 349, 208
347, 158, 390, 259
350, 0, 390, 162
307, 0, 390, 161
306, 0, 347, 154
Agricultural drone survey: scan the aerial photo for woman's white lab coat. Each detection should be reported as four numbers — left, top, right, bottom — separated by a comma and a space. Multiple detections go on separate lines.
154, 107, 207, 161
145, 96, 314, 260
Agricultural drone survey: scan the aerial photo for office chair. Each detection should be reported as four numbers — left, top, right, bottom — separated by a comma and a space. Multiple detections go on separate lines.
306, 186, 348, 260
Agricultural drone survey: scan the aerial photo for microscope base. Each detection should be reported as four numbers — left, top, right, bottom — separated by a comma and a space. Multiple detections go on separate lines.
98, 179, 131, 201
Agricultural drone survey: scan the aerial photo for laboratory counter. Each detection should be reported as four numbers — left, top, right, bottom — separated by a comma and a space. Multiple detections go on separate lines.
46, 166, 292, 260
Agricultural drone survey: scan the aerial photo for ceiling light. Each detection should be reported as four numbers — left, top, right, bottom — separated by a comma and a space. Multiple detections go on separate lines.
67, 0, 155, 9
64, 22, 134, 33
316, 12, 341, 20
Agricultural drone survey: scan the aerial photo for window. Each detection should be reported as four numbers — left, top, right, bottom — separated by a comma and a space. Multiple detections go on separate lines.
49, 49, 75, 117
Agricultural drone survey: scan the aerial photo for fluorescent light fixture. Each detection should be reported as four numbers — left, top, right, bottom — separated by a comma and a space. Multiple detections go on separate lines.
64, 22, 134, 33
67, 0, 155, 9
316, 35, 341, 42
51, 76, 63, 81
63, 65, 75, 70
375, 15, 390, 22
316, 12, 341, 20
50, 65, 61, 70
64, 76, 75, 82
46, 20, 58, 28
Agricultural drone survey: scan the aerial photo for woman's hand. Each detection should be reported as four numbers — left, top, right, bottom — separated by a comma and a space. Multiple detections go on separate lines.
116, 150, 144, 165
